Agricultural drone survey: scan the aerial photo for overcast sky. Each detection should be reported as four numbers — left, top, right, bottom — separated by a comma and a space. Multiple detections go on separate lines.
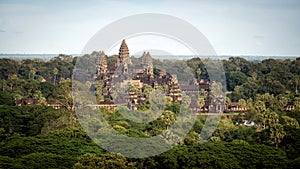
0, 0, 300, 56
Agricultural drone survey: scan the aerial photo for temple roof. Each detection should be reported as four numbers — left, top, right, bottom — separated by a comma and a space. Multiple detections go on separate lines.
142, 51, 152, 63
119, 39, 129, 52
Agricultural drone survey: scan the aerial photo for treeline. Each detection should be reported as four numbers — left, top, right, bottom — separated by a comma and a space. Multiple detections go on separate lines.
187, 57, 300, 102
1, 55, 300, 103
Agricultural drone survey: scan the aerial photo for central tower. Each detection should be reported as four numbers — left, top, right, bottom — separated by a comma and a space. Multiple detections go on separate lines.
116, 39, 131, 67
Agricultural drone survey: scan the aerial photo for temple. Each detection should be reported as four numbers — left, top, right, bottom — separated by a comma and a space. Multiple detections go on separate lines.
92, 39, 257, 113
94, 39, 182, 110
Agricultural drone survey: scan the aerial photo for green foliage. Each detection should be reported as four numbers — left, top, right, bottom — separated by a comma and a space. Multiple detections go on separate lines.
222, 58, 300, 101
0, 127, 103, 168
0, 58, 20, 80
0, 105, 78, 136
165, 103, 180, 113
281, 115, 299, 128
73, 153, 135, 169
0, 155, 23, 169
20, 152, 76, 169
232, 127, 257, 144
212, 117, 237, 141
40, 82, 57, 98
153, 142, 289, 169
0, 128, 104, 158
1, 56, 300, 168
49, 78, 73, 110
0, 92, 15, 105
282, 128, 300, 159
226, 71, 248, 91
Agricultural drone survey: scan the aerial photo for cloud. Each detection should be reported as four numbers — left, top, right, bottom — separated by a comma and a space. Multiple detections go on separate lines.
0, 29, 5, 32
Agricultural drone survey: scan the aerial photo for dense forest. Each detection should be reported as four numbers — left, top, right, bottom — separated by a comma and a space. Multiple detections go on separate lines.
1, 55, 300, 168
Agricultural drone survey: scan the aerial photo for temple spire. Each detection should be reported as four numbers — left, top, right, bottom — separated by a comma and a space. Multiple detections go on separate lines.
141, 51, 153, 75
95, 51, 107, 79
117, 39, 131, 67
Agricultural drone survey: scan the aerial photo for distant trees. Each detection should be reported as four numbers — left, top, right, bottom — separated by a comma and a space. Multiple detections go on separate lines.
221, 57, 300, 102
0, 58, 20, 79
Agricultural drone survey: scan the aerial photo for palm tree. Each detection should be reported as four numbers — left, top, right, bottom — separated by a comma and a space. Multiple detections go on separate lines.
282, 116, 299, 128
267, 112, 279, 128
7, 74, 20, 92
270, 124, 286, 148
29, 68, 36, 80
294, 77, 299, 94
254, 100, 266, 113
258, 112, 268, 129
53, 68, 58, 85
277, 95, 288, 111
161, 110, 176, 129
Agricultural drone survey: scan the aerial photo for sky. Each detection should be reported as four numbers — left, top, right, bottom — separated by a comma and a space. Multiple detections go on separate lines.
0, 0, 300, 56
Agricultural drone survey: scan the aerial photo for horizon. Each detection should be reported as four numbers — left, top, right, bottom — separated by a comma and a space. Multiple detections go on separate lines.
1, 53, 300, 57
1, 53, 299, 61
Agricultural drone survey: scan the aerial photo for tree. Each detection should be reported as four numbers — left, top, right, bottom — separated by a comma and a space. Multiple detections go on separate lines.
7, 74, 20, 92
270, 124, 286, 148
238, 98, 246, 110
213, 117, 237, 141
254, 100, 266, 114
33, 90, 47, 106
184, 131, 200, 145
277, 95, 288, 111
266, 112, 279, 128
29, 68, 36, 80
258, 111, 279, 129
281, 116, 299, 129
49, 78, 73, 110
143, 84, 152, 99
160, 110, 176, 129
0, 58, 20, 80
53, 68, 58, 85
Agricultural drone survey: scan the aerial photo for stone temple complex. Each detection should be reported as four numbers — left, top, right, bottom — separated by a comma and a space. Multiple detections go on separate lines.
94, 39, 182, 110
91, 39, 248, 113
